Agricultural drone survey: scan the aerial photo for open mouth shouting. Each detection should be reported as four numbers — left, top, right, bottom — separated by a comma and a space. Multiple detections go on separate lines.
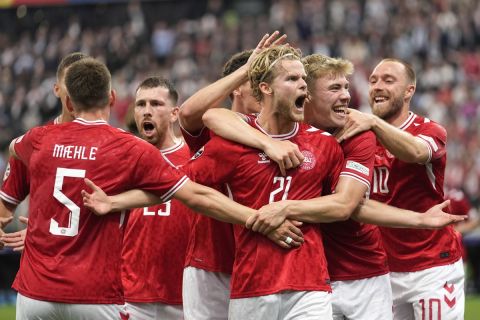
295, 94, 307, 111
141, 120, 156, 138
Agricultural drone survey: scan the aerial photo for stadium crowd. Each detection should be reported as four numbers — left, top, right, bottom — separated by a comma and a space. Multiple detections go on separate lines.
0, 0, 480, 316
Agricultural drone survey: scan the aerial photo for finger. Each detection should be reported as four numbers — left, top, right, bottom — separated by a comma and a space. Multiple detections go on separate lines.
437, 200, 450, 211
13, 246, 24, 252
294, 148, 304, 162
278, 161, 286, 177
288, 225, 304, 240
84, 178, 99, 191
290, 153, 301, 168
290, 220, 303, 227
18, 216, 28, 225
275, 239, 291, 249
272, 34, 287, 46
257, 33, 269, 50
265, 31, 280, 46
283, 157, 293, 170
284, 231, 303, 243
251, 219, 262, 233
245, 215, 256, 229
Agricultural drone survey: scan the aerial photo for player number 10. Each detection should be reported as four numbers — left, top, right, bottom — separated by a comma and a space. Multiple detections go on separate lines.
372, 166, 390, 194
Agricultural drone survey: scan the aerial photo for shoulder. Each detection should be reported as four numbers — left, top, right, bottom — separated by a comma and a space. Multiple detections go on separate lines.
410, 113, 447, 137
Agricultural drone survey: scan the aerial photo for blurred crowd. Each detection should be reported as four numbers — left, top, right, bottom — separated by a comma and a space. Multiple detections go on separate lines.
0, 0, 479, 204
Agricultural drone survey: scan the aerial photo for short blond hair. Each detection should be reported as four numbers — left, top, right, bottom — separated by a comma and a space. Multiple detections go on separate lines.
302, 54, 353, 88
249, 45, 302, 102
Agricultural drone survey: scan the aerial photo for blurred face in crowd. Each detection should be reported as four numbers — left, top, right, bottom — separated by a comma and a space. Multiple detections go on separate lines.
368, 60, 413, 121
134, 86, 178, 148
267, 59, 308, 123
304, 73, 350, 130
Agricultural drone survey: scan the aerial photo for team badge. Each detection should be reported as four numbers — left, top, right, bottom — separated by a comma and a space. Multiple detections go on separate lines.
300, 150, 316, 170
191, 147, 205, 160
258, 152, 270, 164
3, 163, 10, 182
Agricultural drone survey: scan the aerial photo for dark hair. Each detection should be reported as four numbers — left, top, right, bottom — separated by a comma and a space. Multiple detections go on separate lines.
56, 52, 89, 80
380, 58, 416, 85
65, 58, 111, 111
136, 77, 179, 105
221, 49, 253, 77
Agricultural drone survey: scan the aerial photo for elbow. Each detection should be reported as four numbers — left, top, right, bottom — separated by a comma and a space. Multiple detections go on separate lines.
334, 199, 358, 221
201, 109, 216, 128
179, 103, 194, 124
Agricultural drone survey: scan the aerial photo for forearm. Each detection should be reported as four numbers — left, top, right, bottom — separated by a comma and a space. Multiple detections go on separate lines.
352, 199, 422, 227
285, 194, 354, 223
203, 108, 272, 150
179, 65, 249, 133
110, 189, 162, 211
372, 116, 429, 163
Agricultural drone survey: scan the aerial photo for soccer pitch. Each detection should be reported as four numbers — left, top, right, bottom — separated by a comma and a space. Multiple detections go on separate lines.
0, 296, 479, 319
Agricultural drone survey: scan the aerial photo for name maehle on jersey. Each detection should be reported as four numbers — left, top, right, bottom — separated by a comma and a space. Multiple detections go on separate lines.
52, 144, 98, 160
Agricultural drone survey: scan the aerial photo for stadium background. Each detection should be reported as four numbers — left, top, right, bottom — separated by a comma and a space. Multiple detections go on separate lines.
0, 0, 479, 318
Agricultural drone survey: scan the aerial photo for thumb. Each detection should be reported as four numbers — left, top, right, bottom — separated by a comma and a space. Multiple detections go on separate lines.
438, 200, 450, 211
18, 216, 29, 225
84, 178, 99, 191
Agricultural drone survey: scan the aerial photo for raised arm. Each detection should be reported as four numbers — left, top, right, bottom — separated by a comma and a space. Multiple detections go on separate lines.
352, 199, 466, 228
179, 31, 286, 134
203, 108, 304, 176
337, 108, 430, 163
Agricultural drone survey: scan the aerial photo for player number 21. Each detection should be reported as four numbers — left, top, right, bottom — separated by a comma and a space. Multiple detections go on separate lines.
50, 167, 86, 237
269, 176, 292, 203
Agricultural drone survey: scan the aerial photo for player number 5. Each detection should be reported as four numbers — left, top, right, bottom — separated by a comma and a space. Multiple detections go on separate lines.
50, 167, 86, 237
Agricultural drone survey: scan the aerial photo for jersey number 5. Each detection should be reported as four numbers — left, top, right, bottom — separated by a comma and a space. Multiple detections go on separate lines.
50, 167, 86, 237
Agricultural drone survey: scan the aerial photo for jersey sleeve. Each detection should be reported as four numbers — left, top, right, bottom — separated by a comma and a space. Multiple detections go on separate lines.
323, 140, 345, 195
13, 126, 46, 167
180, 125, 212, 155
340, 131, 375, 191
415, 121, 447, 162
0, 157, 30, 205
131, 142, 189, 202
182, 135, 240, 186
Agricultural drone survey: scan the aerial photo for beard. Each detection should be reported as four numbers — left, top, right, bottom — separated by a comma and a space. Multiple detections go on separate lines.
370, 93, 404, 121
275, 95, 304, 123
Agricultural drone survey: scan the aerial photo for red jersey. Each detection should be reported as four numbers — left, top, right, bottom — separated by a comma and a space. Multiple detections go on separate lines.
371, 112, 461, 272
12, 118, 188, 304
0, 118, 56, 205
122, 141, 193, 304
185, 117, 344, 299
180, 125, 236, 274
320, 131, 388, 281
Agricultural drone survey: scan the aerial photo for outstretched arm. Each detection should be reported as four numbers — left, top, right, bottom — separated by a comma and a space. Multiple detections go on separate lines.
179, 31, 286, 134
203, 108, 304, 176
352, 199, 466, 228
336, 108, 430, 163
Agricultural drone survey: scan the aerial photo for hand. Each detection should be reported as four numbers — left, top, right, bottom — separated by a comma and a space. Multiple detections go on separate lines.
81, 178, 113, 215
336, 108, 376, 143
246, 200, 295, 235
1, 216, 27, 251
246, 31, 288, 68
419, 200, 467, 228
263, 140, 304, 176
267, 220, 304, 249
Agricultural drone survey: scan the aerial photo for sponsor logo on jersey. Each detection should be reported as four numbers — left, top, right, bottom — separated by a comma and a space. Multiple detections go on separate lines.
345, 160, 369, 176
258, 152, 271, 164
191, 147, 205, 160
3, 163, 10, 182
300, 150, 316, 170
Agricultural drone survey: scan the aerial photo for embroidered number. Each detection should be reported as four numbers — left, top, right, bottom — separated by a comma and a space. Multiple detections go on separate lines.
372, 166, 390, 194
143, 201, 171, 216
269, 176, 292, 203
50, 167, 86, 237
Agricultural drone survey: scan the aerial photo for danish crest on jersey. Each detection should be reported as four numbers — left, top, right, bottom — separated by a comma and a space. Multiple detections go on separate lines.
258, 152, 271, 164
300, 150, 316, 170
3, 163, 10, 182
191, 146, 205, 160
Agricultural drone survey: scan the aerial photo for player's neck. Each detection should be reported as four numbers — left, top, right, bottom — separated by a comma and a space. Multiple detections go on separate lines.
158, 130, 177, 150
386, 105, 410, 127
256, 109, 295, 135
56, 112, 75, 124
75, 109, 109, 122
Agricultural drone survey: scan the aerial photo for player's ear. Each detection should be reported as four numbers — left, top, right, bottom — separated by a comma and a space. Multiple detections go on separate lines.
109, 89, 116, 108
259, 82, 272, 96
405, 84, 415, 101
170, 106, 180, 123
232, 87, 241, 97
53, 82, 60, 98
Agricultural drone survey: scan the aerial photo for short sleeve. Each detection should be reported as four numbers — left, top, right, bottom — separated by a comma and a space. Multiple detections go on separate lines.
0, 157, 30, 205
415, 121, 447, 162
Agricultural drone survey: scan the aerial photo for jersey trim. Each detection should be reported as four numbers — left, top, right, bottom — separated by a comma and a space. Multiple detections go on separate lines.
179, 121, 207, 138
339, 172, 371, 190
73, 118, 108, 126
160, 176, 189, 202
398, 112, 416, 130
161, 141, 185, 155
0, 191, 20, 205
254, 119, 299, 140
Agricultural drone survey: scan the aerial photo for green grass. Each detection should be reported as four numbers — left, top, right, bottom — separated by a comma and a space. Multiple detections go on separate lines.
0, 296, 478, 319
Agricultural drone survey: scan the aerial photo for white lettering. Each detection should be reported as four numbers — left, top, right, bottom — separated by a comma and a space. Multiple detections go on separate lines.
89, 147, 97, 160
52, 144, 98, 161
64, 146, 73, 159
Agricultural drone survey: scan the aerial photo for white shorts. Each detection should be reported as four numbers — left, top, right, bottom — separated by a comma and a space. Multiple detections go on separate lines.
391, 259, 464, 320
16, 293, 127, 320
182, 266, 231, 320
331, 274, 393, 320
125, 301, 183, 320
229, 290, 332, 320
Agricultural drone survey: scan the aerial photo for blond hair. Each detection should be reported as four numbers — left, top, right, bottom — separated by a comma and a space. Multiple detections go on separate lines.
249, 45, 302, 102
302, 54, 353, 88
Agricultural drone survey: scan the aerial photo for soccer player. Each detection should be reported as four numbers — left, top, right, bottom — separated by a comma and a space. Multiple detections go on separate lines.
337, 58, 464, 320
122, 76, 193, 319
202, 54, 465, 320
1, 52, 89, 249
178, 31, 304, 320
8, 58, 265, 320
